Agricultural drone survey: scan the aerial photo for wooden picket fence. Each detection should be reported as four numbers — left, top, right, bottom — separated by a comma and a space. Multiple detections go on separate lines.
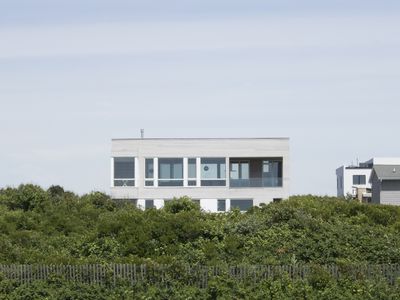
0, 264, 399, 288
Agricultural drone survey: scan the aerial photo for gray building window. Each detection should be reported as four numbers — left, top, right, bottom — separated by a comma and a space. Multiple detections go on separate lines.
353, 175, 366, 185
158, 158, 183, 186
217, 199, 226, 212
201, 158, 226, 186
145, 199, 154, 209
230, 199, 253, 211
114, 157, 135, 186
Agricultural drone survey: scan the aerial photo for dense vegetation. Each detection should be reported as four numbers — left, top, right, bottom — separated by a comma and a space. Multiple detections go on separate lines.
1, 184, 400, 299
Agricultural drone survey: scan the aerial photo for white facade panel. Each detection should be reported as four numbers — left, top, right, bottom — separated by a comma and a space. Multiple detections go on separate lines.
154, 199, 164, 209
137, 199, 145, 209
201, 199, 218, 212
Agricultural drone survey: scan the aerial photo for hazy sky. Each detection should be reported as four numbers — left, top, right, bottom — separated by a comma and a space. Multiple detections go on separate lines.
1, 1, 400, 195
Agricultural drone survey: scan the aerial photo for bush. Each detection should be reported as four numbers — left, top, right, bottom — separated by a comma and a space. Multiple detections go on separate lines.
0, 187, 400, 297
163, 196, 200, 214
0, 184, 48, 211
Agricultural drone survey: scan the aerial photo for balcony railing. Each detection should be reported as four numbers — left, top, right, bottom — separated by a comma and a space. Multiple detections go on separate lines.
230, 178, 282, 188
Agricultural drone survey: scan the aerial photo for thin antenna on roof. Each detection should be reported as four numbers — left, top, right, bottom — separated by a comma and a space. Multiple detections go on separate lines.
140, 129, 144, 139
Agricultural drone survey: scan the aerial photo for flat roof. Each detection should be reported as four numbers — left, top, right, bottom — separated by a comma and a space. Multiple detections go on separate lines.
345, 166, 372, 170
112, 137, 290, 141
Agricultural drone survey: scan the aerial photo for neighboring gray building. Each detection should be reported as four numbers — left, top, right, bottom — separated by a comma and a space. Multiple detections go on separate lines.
370, 165, 400, 205
111, 138, 290, 212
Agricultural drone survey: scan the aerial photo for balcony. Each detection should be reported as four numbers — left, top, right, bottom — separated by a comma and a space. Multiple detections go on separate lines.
230, 177, 282, 188
229, 157, 283, 188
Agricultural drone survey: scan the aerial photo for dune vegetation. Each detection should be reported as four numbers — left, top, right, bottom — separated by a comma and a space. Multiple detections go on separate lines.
0, 184, 400, 299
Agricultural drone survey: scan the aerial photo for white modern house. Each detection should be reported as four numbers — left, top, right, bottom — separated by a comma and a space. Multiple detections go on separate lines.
111, 138, 290, 212
336, 157, 400, 203
336, 162, 372, 201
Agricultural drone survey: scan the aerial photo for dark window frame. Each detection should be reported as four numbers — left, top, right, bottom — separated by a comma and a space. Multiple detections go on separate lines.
114, 157, 135, 187
217, 199, 226, 212
353, 175, 366, 185
145, 199, 155, 209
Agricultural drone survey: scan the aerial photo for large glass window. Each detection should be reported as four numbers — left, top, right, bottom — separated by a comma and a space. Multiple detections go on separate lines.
230, 161, 250, 187
353, 175, 366, 185
229, 158, 283, 188
201, 158, 226, 186
158, 158, 183, 186
262, 160, 283, 187
145, 158, 154, 186
230, 199, 253, 211
114, 157, 135, 186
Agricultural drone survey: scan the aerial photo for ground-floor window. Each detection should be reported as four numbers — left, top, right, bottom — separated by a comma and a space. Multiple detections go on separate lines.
230, 199, 253, 211
113, 199, 137, 206
217, 199, 226, 212
145, 199, 155, 209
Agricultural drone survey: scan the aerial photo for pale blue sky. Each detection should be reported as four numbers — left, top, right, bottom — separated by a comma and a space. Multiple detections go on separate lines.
1, 1, 400, 195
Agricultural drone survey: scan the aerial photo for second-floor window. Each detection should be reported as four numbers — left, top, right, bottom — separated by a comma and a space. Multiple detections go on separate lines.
158, 158, 183, 186
201, 158, 226, 186
114, 157, 135, 186
353, 175, 366, 185
145, 158, 154, 186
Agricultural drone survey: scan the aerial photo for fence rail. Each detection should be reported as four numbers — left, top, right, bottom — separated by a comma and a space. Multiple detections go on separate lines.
0, 264, 399, 288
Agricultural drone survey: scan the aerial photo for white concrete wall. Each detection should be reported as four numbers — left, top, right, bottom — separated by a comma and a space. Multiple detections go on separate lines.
201, 199, 218, 212
154, 199, 164, 209
111, 138, 290, 212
